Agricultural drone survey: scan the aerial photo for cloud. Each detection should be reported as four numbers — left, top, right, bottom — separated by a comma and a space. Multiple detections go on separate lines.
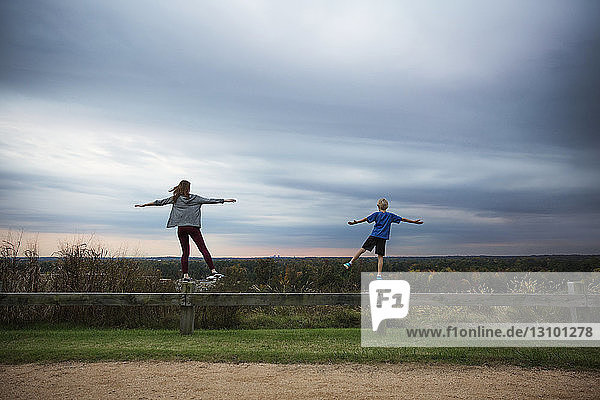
1, 1, 599, 255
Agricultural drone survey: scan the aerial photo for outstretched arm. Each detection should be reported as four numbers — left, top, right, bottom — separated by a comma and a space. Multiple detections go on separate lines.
401, 217, 424, 224
135, 197, 173, 207
348, 217, 368, 225
134, 202, 156, 207
195, 196, 237, 205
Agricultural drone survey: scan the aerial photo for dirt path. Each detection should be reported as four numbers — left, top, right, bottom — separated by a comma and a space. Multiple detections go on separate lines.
1, 362, 598, 399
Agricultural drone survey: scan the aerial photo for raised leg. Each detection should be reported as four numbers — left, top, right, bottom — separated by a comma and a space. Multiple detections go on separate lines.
351, 248, 367, 264
189, 227, 215, 271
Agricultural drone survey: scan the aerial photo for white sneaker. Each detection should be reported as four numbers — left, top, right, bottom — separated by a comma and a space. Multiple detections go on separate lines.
207, 270, 224, 280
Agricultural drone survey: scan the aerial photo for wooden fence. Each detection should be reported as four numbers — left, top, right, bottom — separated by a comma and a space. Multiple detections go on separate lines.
1, 282, 598, 335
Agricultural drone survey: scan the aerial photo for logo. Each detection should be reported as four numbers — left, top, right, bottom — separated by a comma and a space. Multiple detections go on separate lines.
369, 279, 410, 331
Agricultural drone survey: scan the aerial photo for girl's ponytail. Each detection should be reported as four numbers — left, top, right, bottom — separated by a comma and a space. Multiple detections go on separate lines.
169, 180, 191, 202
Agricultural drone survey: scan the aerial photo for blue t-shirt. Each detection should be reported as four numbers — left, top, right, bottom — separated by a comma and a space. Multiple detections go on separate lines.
367, 211, 402, 240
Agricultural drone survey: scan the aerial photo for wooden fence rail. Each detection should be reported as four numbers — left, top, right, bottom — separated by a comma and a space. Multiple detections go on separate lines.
2, 293, 598, 307
0, 293, 181, 306
1, 283, 598, 335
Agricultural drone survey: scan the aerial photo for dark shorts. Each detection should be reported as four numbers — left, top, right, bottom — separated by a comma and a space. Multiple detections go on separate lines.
362, 236, 387, 256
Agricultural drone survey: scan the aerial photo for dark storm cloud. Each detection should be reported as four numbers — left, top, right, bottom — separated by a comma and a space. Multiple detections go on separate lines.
266, 177, 600, 216
2, 1, 598, 148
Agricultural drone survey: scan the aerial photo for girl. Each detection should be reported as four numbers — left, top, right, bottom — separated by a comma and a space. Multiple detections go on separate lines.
135, 180, 236, 280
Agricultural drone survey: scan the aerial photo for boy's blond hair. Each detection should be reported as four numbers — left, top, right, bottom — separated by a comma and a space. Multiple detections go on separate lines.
377, 198, 389, 210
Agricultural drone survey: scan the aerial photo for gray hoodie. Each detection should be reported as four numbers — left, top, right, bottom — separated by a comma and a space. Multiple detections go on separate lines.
154, 194, 224, 228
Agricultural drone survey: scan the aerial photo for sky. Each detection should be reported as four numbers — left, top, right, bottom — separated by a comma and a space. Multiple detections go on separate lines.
1, 1, 599, 257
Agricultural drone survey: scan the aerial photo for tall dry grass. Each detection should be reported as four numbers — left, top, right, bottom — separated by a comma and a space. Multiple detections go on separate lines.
1, 234, 177, 328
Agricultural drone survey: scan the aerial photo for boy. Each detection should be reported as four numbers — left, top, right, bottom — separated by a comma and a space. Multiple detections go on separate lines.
343, 198, 423, 279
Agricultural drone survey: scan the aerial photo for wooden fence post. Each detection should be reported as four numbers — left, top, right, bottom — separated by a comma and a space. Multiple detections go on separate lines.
567, 281, 584, 323
180, 281, 195, 335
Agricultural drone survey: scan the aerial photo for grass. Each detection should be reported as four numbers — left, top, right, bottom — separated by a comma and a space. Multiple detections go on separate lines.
1, 325, 599, 370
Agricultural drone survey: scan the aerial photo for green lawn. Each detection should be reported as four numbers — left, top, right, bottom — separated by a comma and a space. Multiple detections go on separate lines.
1, 326, 599, 370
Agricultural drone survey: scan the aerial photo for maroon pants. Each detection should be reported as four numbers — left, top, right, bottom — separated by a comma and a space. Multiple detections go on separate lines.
177, 226, 214, 274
